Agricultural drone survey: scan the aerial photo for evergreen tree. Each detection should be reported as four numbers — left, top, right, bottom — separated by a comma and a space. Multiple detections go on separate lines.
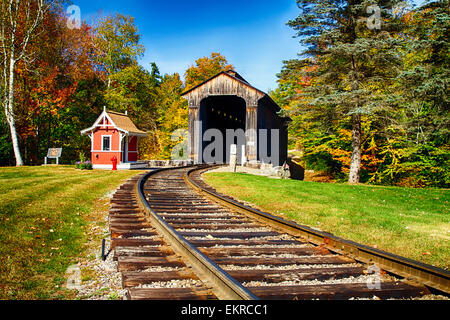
149, 62, 162, 87
397, 0, 449, 146
287, 0, 406, 183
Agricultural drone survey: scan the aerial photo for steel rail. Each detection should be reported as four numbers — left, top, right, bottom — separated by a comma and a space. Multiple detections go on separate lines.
185, 166, 450, 295
135, 166, 258, 300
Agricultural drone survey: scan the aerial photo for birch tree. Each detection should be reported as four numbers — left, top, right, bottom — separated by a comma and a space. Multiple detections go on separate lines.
0, 0, 49, 166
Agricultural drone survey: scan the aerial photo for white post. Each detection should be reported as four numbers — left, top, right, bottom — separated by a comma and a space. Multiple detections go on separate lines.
230, 144, 237, 173
241, 145, 247, 165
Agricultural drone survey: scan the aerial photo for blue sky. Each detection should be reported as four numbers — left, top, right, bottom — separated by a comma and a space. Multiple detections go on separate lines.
72, 0, 427, 92
71, 0, 301, 92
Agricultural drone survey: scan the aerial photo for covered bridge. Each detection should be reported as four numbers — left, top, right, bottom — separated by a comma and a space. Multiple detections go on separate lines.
181, 70, 290, 166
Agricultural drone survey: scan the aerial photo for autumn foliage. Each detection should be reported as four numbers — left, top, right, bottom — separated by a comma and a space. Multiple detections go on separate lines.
184, 52, 234, 91
0, 3, 236, 166
271, 0, 449, 188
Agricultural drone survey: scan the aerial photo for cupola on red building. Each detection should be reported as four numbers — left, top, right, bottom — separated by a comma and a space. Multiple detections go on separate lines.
81, 108, 147, 169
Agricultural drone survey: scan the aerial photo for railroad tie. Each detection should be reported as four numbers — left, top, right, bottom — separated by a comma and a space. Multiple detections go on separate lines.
105, 166, 446, 300
139, 166, 438, 300
109, 176, 217, 300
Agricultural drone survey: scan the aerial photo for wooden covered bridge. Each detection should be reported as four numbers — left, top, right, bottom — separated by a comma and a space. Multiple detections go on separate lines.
181, 70, 290, 166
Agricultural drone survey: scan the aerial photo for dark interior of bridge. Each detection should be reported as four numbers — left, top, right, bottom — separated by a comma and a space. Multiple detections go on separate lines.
199, 96, 246, 163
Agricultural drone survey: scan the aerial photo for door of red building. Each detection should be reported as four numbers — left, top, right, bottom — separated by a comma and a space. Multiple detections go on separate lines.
121, 138, 128, 163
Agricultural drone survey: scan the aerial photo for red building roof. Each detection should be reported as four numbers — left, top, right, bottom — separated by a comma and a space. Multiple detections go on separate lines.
81, 108, 147, 137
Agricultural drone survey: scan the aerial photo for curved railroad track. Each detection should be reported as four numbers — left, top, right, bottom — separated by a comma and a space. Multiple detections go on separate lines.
108, 165, 450, 300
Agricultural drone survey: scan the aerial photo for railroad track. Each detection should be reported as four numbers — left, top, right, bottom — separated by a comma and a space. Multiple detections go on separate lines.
108, 166, 449, 300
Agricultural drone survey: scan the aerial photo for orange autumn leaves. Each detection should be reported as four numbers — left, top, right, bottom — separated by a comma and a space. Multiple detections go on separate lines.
327, 128, 384, 175
16, 20, 96, 141
30, 69, 77, 117
184, 52, 234, 91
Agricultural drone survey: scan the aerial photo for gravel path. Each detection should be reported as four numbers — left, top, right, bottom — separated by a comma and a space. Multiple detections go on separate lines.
73, 191, 127, 300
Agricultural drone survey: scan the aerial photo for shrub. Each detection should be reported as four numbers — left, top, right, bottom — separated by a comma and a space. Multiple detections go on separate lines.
75, 153, 92, 170
371, 144, 449, 188
75, 161, 93, 170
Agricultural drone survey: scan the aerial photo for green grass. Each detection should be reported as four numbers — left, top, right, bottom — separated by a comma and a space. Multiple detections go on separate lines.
203, 172, 450, 269
0, 166, 141, 299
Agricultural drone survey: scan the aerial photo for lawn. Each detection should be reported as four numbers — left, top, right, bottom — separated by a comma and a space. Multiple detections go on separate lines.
203, 172, 450, 269
0, 166, 141, 299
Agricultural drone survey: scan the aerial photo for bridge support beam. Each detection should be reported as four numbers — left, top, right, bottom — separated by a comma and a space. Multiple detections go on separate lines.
245, 105, 258, 163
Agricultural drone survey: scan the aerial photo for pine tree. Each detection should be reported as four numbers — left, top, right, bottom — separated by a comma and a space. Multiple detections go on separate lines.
287, 0, 406, 183
397, 0, 449, 146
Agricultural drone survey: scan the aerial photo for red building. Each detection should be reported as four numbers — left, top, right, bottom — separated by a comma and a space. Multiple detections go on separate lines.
81, 108, 147, 169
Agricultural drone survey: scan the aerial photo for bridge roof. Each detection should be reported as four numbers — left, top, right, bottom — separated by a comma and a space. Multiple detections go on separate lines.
181, 70, 282, 113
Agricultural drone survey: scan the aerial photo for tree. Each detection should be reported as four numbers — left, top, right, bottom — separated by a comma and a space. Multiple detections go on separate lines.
149, 62, 162, 87
396, 0, 449, 146
156, 73, 188, 159
369, 0, 450, 187
94, 14, 144, 89
94, 13, 159, 124
0, 0, 52, 166
287, 0, 405, 183
11, 10, 103, 165
184, 52, 234, 91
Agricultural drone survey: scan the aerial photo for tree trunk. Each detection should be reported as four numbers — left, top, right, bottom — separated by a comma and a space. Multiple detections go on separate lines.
5, 55, 24, 166
1, 0, 46, 167
348, 114, 361, 184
